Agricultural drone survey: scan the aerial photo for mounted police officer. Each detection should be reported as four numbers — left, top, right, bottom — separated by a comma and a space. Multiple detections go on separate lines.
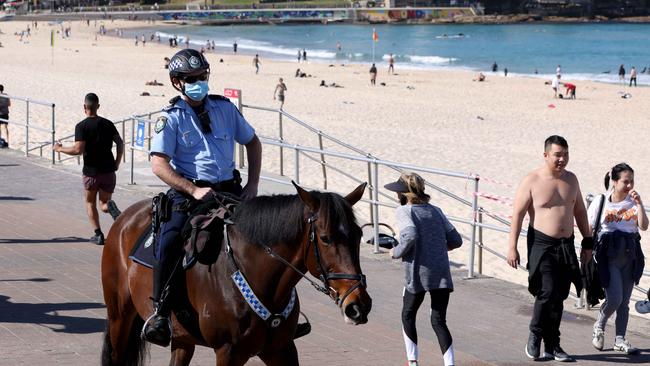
143, 48, 262, 347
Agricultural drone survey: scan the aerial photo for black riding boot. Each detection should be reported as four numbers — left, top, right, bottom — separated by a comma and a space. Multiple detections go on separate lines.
143, 261, 173, 347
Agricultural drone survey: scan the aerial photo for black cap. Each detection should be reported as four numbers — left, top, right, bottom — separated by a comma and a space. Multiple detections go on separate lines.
168, 49, 210, 78
384, 178, 409, 193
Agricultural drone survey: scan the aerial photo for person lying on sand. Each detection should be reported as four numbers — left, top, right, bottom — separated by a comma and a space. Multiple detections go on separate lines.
145, 80, 164, 86
473, 72, 486, 82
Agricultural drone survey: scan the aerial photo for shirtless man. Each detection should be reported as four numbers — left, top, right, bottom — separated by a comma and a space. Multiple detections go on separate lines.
507, 135, 593, 362
273, 77, 287, 110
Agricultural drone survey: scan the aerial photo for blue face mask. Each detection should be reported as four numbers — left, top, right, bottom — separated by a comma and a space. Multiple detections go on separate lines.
184, 80, 209, 101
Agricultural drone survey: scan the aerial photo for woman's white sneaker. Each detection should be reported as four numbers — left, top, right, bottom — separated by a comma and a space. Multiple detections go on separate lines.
592, 328, 604, 351
613, 337, 639, 355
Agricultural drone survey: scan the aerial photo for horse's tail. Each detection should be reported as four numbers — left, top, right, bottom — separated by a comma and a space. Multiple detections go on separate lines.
101, 316, 148, 366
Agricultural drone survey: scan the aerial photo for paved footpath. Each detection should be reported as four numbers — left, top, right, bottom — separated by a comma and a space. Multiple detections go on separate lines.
1, 148, 649, 366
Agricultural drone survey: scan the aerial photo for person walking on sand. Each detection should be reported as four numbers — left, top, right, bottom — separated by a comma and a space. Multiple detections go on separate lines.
618, 64, 626, 85
53, 93, 124, 246
297, 49, 301, 63
589, 163, 647, 355
302, 49, 307, 63
233, 41, 237, 53
369, 63, 377, 86
386, 172, 462, 366
0, 85, 11, 147
388, 53, 395, 74
253, 54, 261, 74
629, 66, 637, 87
507, 135, 593, 362
274, 77, 287, 110
551, 74, 561, 98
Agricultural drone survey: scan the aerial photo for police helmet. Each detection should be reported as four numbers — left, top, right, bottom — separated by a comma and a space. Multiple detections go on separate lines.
168, 49, 210, 79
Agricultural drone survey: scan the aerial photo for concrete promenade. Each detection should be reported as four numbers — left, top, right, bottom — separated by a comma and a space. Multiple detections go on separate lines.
1, 148, 649, 365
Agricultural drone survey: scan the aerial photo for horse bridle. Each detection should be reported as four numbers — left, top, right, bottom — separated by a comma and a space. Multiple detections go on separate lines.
259, 213, 367, 308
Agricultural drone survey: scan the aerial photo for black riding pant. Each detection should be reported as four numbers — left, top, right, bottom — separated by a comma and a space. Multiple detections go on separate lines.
529, 250, 572, 348
401, 288, 453, 363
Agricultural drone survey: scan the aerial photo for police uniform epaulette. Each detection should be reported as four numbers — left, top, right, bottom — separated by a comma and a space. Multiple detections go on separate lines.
163, 96, 182, 111
207, 94, 229, 102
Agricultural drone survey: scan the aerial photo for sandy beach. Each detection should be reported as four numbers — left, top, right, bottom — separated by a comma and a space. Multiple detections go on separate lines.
2, 19, 649, 308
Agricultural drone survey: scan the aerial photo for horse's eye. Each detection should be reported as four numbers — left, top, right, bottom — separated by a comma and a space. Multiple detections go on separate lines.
319, 235, 331, 245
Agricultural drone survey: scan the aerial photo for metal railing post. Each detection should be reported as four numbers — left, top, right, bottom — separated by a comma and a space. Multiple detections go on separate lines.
318, 133, 327, 190
51, 103, 56, 164
372, 161, 380, 254
367, 161, 374, 225
25, 99, 30, 157
467, 177, 479, 278
478, 210, 483, 275
294, 147, 300, 184
279, 111, 284, 176
238, 107, 245, 169
130, 119, 135, 184
121, 120, 126, 163
147, 113, 152, 161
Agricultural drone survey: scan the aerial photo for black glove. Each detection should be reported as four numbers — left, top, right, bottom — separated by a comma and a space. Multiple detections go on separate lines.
581, 237, 594, 250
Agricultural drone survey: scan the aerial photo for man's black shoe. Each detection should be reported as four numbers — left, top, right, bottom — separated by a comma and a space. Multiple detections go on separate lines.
543, 345, 575, 362
143, 315, 172, 347
89, 233, 105, 246
525, 332, 541, 360
107, 200, 121, 221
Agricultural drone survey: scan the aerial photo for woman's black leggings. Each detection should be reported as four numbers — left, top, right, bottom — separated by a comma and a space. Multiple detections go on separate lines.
401, 288, 454, 365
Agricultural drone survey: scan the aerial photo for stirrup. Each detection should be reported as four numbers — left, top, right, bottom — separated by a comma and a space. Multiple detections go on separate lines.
141, 311, 173, 341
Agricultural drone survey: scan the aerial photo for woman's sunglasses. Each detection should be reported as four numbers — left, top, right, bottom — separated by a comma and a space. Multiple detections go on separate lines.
182, 73, 209, 84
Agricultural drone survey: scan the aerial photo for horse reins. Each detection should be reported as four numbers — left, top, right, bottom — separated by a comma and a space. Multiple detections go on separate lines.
215, 190, 366, 308
258, 213, 366, 307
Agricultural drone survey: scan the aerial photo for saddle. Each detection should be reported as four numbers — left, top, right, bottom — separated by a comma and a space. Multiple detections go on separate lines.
129, 192, 238, 270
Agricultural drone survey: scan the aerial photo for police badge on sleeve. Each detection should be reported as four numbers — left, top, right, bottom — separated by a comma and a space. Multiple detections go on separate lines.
155, 116, 168, 134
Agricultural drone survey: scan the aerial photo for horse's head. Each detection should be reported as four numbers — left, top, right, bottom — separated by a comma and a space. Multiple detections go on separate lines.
293, 182, 372, 325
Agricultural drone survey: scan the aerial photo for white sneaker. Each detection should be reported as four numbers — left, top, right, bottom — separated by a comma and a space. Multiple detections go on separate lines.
592, 328, 604, 351
613, 338, 639, 355
635, 300, 650, 314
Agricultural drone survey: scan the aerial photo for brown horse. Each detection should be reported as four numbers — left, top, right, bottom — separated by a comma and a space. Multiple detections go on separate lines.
101, 182, 372, 366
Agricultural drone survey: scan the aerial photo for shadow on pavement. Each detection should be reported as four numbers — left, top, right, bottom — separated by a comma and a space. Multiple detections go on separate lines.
0, 295, 106, 334
0, 196, 33, 201
573, 351, 650, 363
0, 237, 89, 244
0, 278, 52, 282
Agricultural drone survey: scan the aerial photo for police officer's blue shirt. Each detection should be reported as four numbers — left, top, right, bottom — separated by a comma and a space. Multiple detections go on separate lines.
150, 96, 255, 183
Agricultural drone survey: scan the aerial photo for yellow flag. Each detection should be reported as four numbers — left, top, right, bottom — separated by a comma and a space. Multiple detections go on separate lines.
50, 30, 54, 47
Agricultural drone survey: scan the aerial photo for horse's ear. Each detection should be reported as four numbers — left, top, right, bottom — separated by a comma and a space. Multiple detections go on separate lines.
345, 182, 367, 206
292, 181, 319, 211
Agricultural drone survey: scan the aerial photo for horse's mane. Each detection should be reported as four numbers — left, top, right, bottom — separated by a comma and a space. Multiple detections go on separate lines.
232, 191, 358, 247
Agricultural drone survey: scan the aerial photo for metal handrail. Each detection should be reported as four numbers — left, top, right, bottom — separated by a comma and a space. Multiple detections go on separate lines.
0, 93, 56, 163
103, 104, 647, 294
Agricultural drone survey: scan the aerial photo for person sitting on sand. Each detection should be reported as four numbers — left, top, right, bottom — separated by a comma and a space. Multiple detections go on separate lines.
145, 80, 164, 86
163, 57, 170, 69
473, 73, 486, 82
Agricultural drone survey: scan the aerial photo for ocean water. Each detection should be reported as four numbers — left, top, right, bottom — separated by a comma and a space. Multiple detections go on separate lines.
130, 23, 650, 84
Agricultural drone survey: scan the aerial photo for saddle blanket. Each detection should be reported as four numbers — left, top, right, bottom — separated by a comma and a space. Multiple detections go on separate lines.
129, 227, 155, 269
128, 227, 200, 269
